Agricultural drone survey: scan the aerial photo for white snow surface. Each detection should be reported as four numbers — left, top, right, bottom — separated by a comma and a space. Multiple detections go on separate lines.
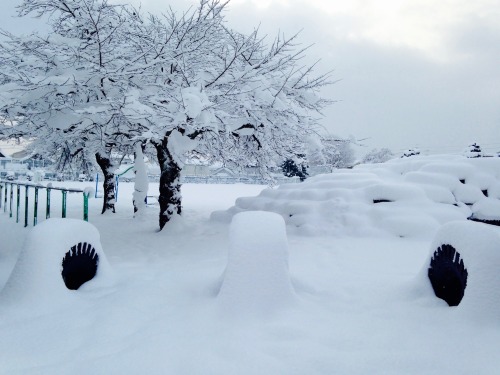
471, 198, 500, 220
1, 154, 500, 374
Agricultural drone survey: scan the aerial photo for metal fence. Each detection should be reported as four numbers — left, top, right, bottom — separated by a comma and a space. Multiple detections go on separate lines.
180, 175, 301, 185
0, 181, 90, 227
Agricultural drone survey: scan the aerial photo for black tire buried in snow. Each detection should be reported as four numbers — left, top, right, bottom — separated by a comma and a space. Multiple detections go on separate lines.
428, 244, 468, 306
467, 216, 500, 227
61, 242, 99, 290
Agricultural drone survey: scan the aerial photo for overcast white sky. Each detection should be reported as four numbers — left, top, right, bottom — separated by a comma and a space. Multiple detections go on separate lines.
1, 0, 499, 155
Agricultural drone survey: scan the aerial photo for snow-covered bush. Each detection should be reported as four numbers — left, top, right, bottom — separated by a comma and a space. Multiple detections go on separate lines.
320, 136, 356, 169
281, 157, 308, 181
401, 148, 420, 158
464, 143, 482, 158
362, 148, 394, 164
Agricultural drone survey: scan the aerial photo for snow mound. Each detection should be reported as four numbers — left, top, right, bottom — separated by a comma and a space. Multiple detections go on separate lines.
453, 183, 485, 205
468, 198, 500, 226
217, 211, 296, 316
1, 219, 114, 311
420, 220, 500, 322
212, 155, 500, 237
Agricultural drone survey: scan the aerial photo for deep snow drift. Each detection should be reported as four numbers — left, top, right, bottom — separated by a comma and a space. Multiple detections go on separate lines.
213, 154, 500, 238
1, 155, 500, 375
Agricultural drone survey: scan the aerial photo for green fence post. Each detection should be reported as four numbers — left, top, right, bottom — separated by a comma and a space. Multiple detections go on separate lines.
83, 192, 89, 222
16, 185, 21, 223
61, 190, 67, 218
34, 186, 39, 226
3, 183, 7, 213
46, 187, 51, 219
24, 185, 29, 227
16, 185, 20, 223
9, 183, 13, 218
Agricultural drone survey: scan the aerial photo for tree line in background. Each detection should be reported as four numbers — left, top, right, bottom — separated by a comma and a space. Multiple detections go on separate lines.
400, 143, 500, 159
280, 140, 500, 181
0, 0, 333, 230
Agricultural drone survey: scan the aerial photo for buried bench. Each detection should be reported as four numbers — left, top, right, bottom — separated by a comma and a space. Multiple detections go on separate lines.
423, 220, 500, 319
0, 219, 113, 309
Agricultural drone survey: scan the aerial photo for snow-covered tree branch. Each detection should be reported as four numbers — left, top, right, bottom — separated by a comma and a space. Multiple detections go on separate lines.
1, 0, 335, 230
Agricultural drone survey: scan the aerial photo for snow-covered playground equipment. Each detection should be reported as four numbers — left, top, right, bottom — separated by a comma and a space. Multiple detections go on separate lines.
0, 219, 113, 309
217, 211, 296, 315
422, 220, 500, 320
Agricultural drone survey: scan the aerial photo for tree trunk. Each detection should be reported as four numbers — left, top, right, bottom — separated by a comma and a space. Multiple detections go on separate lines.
154, 137, 182, 230
95, 152, 116, 214
133, 142, 148, 218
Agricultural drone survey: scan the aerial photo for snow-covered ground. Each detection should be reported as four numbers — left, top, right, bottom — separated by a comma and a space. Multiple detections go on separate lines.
1, 155, 500, 375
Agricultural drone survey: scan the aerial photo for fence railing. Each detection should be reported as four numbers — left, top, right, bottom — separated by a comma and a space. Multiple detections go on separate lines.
180, 175, 301, 185
0, 181, 90, 227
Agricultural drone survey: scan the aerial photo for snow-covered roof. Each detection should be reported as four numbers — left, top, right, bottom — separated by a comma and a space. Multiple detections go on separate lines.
211, 167, 237, 177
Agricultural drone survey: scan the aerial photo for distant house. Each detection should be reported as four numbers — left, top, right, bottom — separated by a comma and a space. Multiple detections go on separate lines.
0, 149, 56, 180
182, 164, 211, 177
10, 150, 54, 169
0, 152, 12, 172
210, 167, 237, 178
0, 152, 25, 179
